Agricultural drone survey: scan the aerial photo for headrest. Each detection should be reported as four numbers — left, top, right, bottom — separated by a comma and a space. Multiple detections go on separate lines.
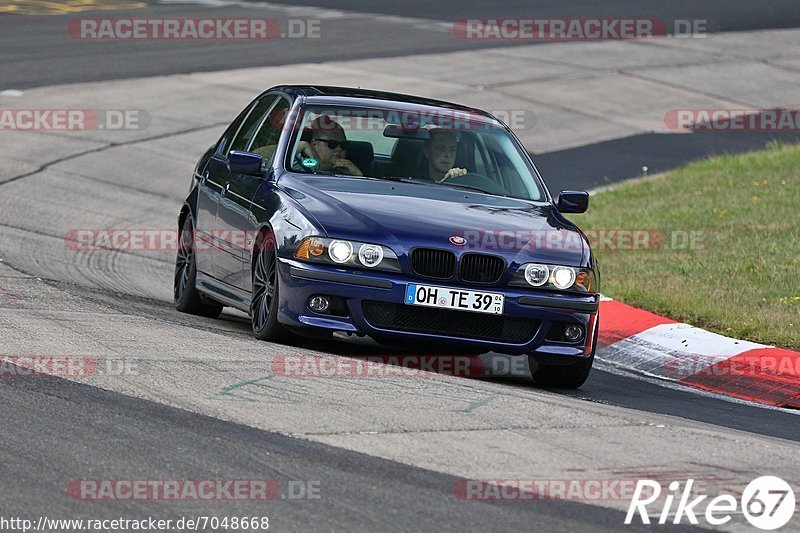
345, 140, 374, 164
391, 138, 423, 166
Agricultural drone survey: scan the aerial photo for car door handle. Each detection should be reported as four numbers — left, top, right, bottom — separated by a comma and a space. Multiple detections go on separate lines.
221, 182, 230, 196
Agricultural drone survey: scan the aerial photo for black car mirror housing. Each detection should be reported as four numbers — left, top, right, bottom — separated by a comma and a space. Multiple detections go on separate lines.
557, 190, 590, 214
228, 150, 264, 176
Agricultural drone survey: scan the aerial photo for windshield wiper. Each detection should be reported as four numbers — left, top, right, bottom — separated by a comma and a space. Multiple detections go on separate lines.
367, 176, 430, 185
368, 176, 413, 182
434, 182, 495, 195
369, 176, 499, 195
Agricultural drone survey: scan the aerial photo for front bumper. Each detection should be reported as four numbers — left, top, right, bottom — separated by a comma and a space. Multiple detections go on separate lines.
278, 259, 599, 359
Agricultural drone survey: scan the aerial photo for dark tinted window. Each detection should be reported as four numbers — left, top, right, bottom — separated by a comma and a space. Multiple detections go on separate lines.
249, 98, 290, 157
230, 96, 279, 153
218, 105, 252, 155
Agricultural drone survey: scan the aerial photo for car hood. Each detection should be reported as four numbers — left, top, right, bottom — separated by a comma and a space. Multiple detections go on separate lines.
280, 175, 587, 266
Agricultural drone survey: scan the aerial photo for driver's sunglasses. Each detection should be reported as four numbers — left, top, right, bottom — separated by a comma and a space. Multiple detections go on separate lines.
315, 138, 348, 150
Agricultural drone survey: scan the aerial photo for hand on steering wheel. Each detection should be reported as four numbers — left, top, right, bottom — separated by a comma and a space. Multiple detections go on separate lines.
440, 167, 468, 182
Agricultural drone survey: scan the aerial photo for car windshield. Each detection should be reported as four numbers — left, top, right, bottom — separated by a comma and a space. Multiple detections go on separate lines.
284, 104, 545, 201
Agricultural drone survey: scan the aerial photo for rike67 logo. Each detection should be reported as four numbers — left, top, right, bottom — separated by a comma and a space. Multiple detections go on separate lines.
626, 476, 795, 530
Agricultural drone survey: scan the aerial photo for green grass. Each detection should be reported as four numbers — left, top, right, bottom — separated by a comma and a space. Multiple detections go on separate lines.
571, 141, 800, 349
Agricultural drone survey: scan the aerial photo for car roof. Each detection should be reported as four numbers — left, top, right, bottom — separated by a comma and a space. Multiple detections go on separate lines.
267, 85, 501, 125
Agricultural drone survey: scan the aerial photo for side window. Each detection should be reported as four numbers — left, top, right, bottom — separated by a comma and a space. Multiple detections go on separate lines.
229, 96, 279, 153
218, 106, 252, 155
248, 98, 291, 164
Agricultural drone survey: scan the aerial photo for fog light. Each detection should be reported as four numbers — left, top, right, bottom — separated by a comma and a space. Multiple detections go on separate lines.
564, 325, 583, 342
308, 295, 330, 313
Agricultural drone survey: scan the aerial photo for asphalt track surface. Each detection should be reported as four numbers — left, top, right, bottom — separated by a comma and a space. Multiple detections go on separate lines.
1, 2, 800, 532
1, 370, 695, 532
3, 0, 800, 89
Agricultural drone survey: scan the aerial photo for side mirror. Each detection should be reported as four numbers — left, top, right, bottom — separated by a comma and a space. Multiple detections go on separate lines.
228, 151, 263, 176
557, 190, 589, 214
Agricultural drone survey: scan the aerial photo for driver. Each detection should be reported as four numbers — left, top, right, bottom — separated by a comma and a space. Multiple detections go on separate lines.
296, 116, 363, 176
422, 129, 468, 182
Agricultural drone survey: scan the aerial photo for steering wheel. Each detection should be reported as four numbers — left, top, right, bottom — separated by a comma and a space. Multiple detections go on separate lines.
443, 172, 507, 196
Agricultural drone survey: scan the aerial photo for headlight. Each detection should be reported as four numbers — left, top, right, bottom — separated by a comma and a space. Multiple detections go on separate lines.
524, 264, 549, 286
511, 263, 595, 293
328, 240, 353, 263
295, 236, 401, 272
551, 266, 576, 289
358, 244, 384, 268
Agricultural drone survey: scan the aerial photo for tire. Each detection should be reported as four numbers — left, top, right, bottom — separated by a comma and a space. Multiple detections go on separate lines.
174, 214, 223, 318
529, 321, 598, 388
250, 231, 293, 342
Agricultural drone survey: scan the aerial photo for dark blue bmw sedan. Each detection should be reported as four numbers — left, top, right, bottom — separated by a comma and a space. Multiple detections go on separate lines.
175, 85, 600, 387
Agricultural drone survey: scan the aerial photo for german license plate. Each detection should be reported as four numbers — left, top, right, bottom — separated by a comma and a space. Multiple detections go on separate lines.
404, 283, 504, 315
